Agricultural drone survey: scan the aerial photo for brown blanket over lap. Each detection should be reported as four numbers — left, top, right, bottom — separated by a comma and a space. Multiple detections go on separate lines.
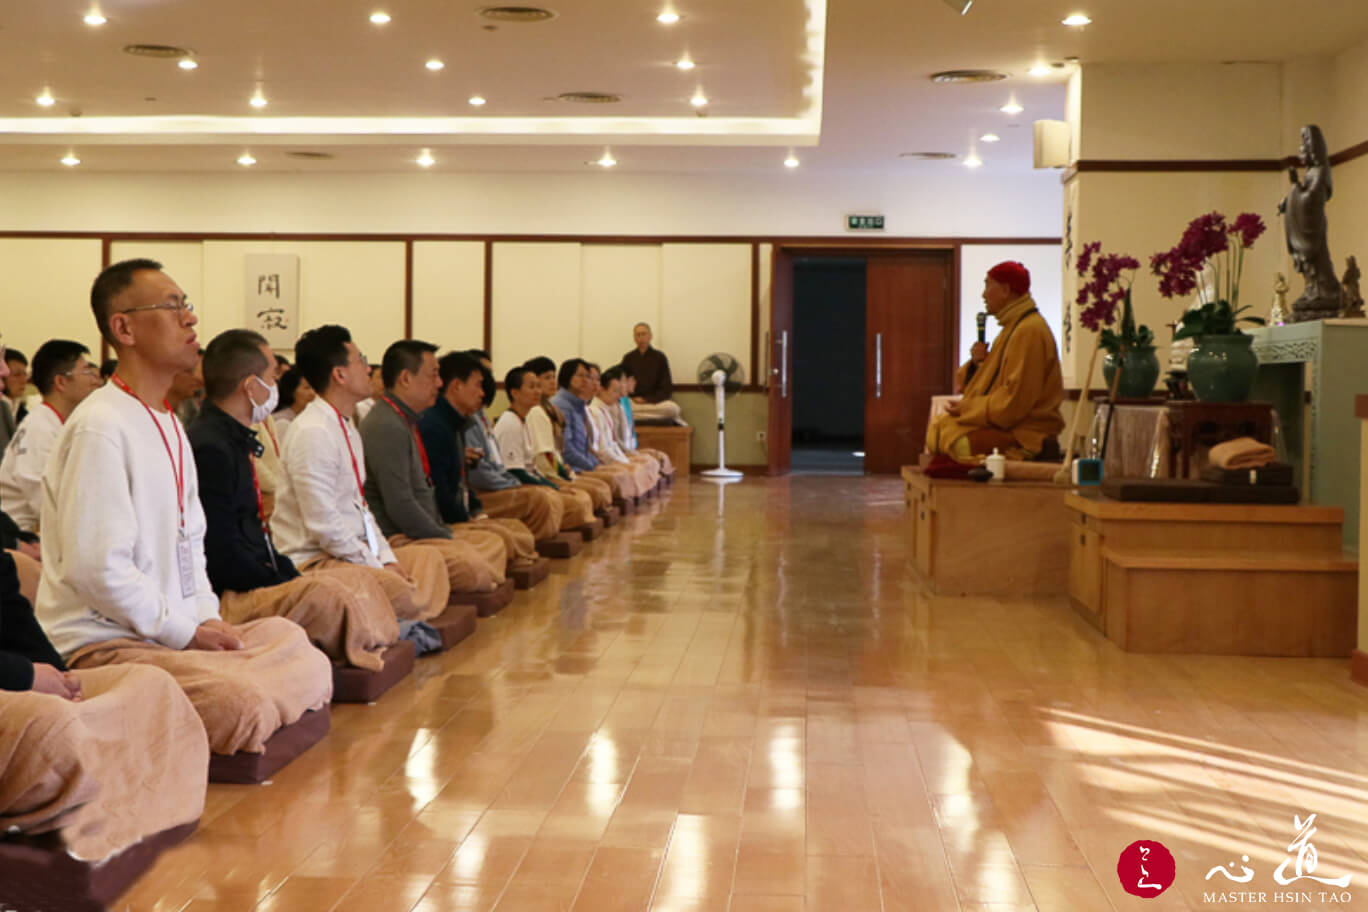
0, 664, 207, 862
218, 567, 399, 672
68, 617, 332, 756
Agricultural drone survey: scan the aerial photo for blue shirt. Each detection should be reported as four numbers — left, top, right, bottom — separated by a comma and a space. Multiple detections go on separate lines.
551, 388, 598, 472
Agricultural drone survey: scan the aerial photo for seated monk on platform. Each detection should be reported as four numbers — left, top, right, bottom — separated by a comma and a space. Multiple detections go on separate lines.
270, 325, 452, 625
926, 261, 1064, 463
492, 366, 597, 530
419, 352, 548, 567
189, 330, 401, 672
0, 339, 102, 536
587, 365, 659, 492
552, 359, 644, 502
36, 259, 332, 757
521, 357, 616, 514
0, 551, 208, 868
358, 340, 510, 597
621, 322, 685, 425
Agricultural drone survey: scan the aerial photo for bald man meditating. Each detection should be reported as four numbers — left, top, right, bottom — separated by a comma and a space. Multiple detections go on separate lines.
926, 261, 1064, 463
36, 259, 332, 758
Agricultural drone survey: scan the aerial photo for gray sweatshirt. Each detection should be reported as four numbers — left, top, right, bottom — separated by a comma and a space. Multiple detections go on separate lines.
358, 395, 452, 541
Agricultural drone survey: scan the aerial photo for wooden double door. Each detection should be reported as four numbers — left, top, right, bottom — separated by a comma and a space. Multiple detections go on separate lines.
768, 248, 955, 475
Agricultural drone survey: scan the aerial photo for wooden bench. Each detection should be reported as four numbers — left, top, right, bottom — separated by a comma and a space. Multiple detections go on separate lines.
902, 466, 1072, 596
1066, 493, 1357, 655
635, 425, 692, 480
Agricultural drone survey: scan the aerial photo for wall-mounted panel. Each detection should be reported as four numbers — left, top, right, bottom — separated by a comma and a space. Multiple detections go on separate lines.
490, 242, 582, 373
660, 243, 752, 388
412, 241, 485, 351
0, 239, 103, 357
201, 241, 404, 357
581, 245, 662, 371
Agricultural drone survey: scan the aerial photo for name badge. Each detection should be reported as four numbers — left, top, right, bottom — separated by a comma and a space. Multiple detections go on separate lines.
362, 510, 382, 558
177, 534, 197, 599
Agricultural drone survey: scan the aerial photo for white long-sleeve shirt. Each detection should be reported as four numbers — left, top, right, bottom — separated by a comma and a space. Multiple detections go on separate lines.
35, 383, 220, 658
587, 398, 631, 464
271, 397, 397, 569
0, 401, 63, 532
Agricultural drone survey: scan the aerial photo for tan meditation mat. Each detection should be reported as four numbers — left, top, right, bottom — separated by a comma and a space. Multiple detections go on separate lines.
1209, 436, 1276, 470
218, 568, 399, 672
392, 532, 503, 592
69, 617, 332, 756
0, 664, 207, 863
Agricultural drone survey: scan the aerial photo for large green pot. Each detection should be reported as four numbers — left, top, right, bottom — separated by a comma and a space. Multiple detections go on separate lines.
1187, 333, 1258, 402
1102, 347, 1161, 399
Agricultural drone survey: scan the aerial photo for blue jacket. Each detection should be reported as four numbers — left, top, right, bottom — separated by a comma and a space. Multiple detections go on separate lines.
552, 388, 598, 472
418, 396, 480, 523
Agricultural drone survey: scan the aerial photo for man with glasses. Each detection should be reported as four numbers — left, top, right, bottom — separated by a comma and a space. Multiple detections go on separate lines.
35, 259, 332, 759
270, 325, 452, 625
0, 340, 102, 535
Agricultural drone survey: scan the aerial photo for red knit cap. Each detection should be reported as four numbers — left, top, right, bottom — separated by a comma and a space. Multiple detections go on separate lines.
987, 261, 1031, 296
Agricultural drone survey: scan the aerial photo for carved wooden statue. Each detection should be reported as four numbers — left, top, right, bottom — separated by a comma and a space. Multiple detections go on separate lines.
1341, 256, 1365, 318
1278, 124, 1342, 322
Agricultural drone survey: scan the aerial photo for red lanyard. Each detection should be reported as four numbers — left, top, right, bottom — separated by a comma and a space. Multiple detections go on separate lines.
110, 374, 185, 532
328, 402, 368, 504
42, 402, 65, 424
381, 396, 432, 484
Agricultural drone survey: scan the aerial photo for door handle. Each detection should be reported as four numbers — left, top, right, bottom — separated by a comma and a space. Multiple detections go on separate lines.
875, 332, 883, 399
780, 330, 789, 399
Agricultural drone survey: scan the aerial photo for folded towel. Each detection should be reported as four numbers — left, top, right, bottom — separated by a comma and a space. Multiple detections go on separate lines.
1209, 437, 1276, 470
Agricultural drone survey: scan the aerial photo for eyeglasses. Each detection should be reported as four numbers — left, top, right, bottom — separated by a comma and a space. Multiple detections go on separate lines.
118, 300, 195, 316
64, 365, 101, 378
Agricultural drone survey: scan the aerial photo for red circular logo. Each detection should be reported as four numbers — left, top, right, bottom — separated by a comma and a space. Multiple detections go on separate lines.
1117, 840, 1176, 898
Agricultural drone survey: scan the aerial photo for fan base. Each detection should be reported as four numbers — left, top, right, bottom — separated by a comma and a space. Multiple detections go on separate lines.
701, 468, 744, 480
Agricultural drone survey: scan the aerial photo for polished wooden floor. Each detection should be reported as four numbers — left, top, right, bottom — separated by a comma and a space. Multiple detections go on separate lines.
120, 478, 1368, 911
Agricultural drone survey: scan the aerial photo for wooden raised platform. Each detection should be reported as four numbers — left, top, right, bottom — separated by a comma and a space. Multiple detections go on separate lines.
1067, 493, 1358, 656
902, 466, 1072, 596
635, 425, 692, 480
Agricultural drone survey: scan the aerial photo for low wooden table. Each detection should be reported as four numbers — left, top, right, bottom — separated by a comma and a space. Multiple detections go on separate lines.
1165, 400, 1276, 478
1066, 492, 1356, 655
903, 466, 1072, 596
636, 424, 692, 479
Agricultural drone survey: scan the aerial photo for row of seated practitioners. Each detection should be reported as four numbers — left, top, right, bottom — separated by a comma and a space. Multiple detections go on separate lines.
0, 258, 675, 885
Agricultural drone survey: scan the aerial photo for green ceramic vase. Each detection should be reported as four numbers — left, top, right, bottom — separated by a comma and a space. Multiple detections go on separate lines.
1101, 347, 1161, 399
1186, 333, 1258, 402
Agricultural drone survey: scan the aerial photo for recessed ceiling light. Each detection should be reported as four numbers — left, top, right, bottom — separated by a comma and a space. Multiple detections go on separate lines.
249, 93, 267, 108
468, 95, 487, 106
237, 153, 256, 166
931, 69, 1006, 84
784, 155, 800, 169
416, 150, 435, 167
597, 152, 617, 168
83, 12, 106, 26
657, 11, 680, 24
1028, 64, 1052, 77
178, 57, 198, 70
370, 11, 391, 24
36, 92, 55, 107
980, 133, 1000, 143
675, 57, 695, 71
690, 91, 708, 107
964, 154, 983, 168
425, 59, 445, 71
1062, 13, 1091, 26
61, 154, 81, 167
1000, 101, 1024, 115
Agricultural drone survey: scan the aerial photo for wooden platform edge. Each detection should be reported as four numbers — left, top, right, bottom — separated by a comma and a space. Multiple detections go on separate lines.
1353, 649, 1368, 687
1066, 491, 1345, 524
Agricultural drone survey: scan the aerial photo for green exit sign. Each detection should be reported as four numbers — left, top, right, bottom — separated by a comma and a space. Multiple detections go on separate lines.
847, 214, 885, 231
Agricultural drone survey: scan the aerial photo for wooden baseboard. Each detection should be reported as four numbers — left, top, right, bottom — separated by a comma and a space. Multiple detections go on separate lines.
1353, 649, 1368, 688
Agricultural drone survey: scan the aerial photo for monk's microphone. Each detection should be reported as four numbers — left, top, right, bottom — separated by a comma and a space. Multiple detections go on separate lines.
964, 312, 988, 384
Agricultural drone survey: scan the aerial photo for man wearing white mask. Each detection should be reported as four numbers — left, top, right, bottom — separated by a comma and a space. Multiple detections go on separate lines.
187, 330, 403, 673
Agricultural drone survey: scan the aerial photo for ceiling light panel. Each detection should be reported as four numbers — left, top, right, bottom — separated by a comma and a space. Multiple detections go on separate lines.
61, 154, 81, 166
657, 10, 680, 24
425, 59, 445, 71
1062, 13, 1091, 26
83, 12, 106, 26
369, 11, 391, 24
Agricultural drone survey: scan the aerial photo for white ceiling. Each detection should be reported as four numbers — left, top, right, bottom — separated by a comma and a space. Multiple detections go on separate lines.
1, 0, 1365, 174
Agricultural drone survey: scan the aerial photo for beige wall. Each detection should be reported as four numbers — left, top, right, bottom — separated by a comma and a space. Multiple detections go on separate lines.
0, 239, 103, 358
